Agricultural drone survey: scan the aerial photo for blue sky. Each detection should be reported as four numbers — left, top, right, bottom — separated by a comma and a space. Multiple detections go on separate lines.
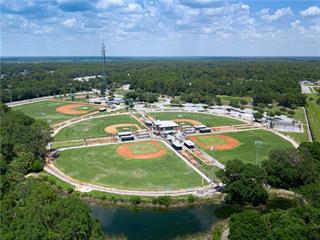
1, 0, 320, 56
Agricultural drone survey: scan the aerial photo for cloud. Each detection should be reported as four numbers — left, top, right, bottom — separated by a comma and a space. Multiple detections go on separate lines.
96, 0, 125, 9
300, 6, 320, 17
258, 7, 292, 22
62, 18, 78, 28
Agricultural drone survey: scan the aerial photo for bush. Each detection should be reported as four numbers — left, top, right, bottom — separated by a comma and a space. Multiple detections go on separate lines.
152, 196, 171, 206
129, 196, 142, 205
240, 99, 247, 105
187, 194, 197, 203
66, 187, 73, 194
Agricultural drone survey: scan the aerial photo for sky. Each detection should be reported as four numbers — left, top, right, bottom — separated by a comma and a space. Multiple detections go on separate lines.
1, 0, 320, 56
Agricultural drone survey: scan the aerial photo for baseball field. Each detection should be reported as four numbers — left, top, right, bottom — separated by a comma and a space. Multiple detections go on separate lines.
12, 100, 98, 124
54, 114, 145, 141
189, 129, 294, 165
148, 111, 243, 126
54, 140, 202, 190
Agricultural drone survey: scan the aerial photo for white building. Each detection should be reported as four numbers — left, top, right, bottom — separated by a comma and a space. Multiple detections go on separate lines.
152, 120, 179, 135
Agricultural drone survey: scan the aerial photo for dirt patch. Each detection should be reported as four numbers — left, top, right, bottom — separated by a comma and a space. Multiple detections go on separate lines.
117, 140, 166, 159
173, 119, 202, 126
56, 104, 92, 115
104, 124, 142, 134
189, 134, 240, 150
212, 126, 235, 132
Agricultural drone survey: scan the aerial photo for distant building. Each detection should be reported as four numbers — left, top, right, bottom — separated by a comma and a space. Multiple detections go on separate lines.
152, 120, 179, 136
300, 80, 312, 85
74, 75, 102, 82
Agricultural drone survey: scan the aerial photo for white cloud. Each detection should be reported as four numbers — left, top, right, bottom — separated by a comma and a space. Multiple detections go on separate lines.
96, 0, 125, 9
62, 18, 77, 28
300, 6, 320, 17
121, 3, 143, 14
259, 7, 292, 22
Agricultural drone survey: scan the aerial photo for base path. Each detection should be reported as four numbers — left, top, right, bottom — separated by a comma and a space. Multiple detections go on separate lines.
104, 124, 142, 134
56, 104, 92, 115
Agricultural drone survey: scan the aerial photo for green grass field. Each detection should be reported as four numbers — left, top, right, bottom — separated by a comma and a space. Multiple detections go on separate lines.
54, 114, 145, 141
193, 130, 294, 166
54, 140, 202, 190
284, 107, 309, 143
306, 94, 320, 142
217, 95, 252, 105
12, 100, 97, 124
148, 111, 243, 127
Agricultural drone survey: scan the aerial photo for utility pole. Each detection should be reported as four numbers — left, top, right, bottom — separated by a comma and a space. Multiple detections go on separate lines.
101, 42, 107, 97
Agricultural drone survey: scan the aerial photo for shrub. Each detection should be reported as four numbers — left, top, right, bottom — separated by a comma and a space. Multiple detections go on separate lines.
129, 196, 142, 205
187, 194, 197, 203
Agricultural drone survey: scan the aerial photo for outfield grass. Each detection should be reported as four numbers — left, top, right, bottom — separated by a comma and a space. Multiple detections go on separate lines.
54, 141, 202, 190
193, 130, 294, 166
12, 100, 97, 124
306, 94, 320, 142
55, 114, 145, 141
149, 112, 243, 127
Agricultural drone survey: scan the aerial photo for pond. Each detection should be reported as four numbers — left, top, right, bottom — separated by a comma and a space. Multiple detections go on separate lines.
89, 203, 234, 240
89, 198, 295, 239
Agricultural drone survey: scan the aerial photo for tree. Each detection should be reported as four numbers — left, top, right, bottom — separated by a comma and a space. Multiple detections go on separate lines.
219, 160, 268, 205
229, 210, 268, 240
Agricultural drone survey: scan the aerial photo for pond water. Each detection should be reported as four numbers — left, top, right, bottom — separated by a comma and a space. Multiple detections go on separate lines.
89, 203, 234, 240
89, 198, 295, 239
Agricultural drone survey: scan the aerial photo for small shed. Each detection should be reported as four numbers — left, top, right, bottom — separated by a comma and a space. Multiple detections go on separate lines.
184, 140, 195, 149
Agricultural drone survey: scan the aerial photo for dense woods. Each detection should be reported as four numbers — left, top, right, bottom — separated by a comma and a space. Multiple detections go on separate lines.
224, 142, 320, 239
1, 58, 319, 108
0, 104, 104, 239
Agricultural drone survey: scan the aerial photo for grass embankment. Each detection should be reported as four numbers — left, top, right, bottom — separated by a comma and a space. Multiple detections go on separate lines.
54, 140, 203, 190
54, 114, 144, 141
284, 107, 309, 143
12, 100, 97, 124
149, 111, 244, 127
194, 130, 294, 166
305, 94, 320, 142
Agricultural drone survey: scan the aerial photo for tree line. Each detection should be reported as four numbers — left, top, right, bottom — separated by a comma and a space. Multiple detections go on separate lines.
218, 142, 320, 239
0, 103, 104, 239
1, 59, 319, 109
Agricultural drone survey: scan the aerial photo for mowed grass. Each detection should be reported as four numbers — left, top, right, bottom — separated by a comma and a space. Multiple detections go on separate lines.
306, 94, 320, 142
194, 130, 294, 166
54, 114, 145, 141
148, 111, 243, 127
12, 100, 97, 124
285, 107, 309, 143
54, 141, 202, 190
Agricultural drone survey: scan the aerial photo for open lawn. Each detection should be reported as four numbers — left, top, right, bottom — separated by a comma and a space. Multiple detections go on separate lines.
54, 140, 202, 190
54, 114, 145, 141
306, 94, 320, 142
284, 107, 310, 143
12, 100, 97, 124
193, 130, 294, 166
148, 111, 243, 127
217, 95, 252, 105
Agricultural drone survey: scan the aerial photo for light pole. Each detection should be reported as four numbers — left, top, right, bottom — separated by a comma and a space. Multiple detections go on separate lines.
255, 140, 262, 165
